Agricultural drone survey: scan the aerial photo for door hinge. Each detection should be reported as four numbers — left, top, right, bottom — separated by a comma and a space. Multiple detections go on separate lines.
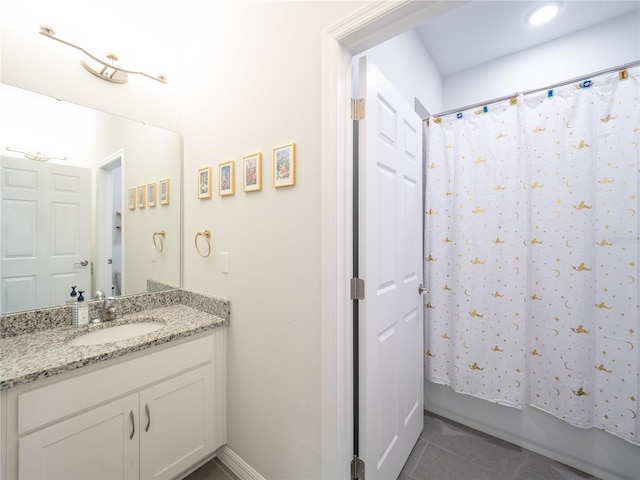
351, 98, 365, 121
351, 456, 365, 480
350, 278, 365, 300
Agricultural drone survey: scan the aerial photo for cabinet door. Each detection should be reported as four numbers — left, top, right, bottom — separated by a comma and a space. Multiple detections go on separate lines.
139, 365, 214, 480
18, 394, 139, 480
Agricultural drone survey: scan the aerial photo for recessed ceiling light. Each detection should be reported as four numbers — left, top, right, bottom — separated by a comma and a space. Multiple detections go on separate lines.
528, 4, 559, 25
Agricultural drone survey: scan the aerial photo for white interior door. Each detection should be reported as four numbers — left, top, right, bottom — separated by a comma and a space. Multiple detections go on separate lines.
1, 157, 91, 312
357, 56, 424, 480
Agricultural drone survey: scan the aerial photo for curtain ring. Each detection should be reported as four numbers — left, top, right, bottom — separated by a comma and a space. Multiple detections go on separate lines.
195, 230, 211, 258
153, 230, 165, 252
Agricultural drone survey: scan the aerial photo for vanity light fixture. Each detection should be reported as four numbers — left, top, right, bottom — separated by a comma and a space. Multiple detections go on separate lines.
528, 3, 559, 26
39, 25, 167, 84
4, 146, 67, 162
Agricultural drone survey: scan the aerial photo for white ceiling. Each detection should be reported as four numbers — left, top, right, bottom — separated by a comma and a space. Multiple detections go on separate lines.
415, 0, 640, 77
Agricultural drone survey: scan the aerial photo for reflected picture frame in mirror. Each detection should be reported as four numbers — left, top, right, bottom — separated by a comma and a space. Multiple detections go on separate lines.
137, 185, 146, 208
160, 178, 170, 205
128, 187, 137, 210
147, 182, 157, 207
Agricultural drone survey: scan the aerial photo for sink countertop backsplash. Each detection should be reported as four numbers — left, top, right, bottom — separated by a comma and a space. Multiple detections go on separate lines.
0, 289, 230, 389
0, 288, 229, 338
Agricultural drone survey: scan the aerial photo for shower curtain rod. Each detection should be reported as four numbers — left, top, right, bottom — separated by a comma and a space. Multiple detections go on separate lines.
430, 59, 640, 119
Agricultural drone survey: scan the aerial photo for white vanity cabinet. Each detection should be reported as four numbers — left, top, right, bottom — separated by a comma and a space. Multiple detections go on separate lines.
1, 329, 227, 480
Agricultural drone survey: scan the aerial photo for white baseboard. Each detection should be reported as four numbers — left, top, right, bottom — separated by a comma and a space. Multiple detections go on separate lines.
216, 445, 266, 480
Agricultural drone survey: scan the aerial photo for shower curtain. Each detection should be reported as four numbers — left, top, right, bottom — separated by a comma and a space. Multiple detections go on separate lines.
424, 66, 639, 445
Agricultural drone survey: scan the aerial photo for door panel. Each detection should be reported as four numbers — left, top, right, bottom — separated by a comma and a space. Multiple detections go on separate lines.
358, 56, 424, 479
51, 202, 80, 255
139, 365, 214, 480
18, 394, 139, 480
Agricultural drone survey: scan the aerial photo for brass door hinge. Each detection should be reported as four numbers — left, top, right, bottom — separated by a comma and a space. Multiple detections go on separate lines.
351, 98, 365, 121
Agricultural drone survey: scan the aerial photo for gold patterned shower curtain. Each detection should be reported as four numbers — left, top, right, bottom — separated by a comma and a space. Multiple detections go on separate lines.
424, 66, 639, 445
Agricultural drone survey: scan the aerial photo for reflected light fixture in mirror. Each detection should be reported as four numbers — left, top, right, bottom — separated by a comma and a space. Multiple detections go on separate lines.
4, 146, 67, 162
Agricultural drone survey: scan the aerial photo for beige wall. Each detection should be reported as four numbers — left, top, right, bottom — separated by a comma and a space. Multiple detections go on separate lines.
179, 2, 365, 477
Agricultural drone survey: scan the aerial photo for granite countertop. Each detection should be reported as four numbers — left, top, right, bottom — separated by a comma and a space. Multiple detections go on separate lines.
0, 304, 227, 390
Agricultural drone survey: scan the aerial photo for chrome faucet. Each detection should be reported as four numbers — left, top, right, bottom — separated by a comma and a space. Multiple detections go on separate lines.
101, 297, 117, 321
90, 297, 117, 324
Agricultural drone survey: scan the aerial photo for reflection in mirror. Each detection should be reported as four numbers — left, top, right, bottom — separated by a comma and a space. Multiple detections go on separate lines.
0, 83, 181, 314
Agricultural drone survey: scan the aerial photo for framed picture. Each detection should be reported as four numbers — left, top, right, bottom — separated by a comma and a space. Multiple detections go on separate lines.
218, 160, 235, 196
242, 153, 262, 192
159, 178, 170, 205
137, 185, 146, 208
147, 182, 157, 207
198, 167, 212, 199
128, 187, 136, 210
272, 142, 296, 188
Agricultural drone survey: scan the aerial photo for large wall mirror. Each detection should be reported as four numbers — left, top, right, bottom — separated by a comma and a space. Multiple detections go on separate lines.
0, 83, 181, 314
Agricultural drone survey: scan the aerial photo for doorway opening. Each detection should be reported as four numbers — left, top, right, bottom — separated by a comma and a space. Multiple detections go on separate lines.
96, 150, 124, 298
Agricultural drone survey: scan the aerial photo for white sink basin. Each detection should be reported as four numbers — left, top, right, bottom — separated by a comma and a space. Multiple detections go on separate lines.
68, 321, 165, 346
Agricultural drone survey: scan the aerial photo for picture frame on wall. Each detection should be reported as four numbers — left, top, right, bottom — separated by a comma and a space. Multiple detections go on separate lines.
159, 178, 170, 205
242, 153, 262, 192
218, 160, 235, 196
128, 187, 136, 210
147, 182, 157, 207
137, 185, 146, 208
198, 167, 212, 199
272, 142, 295, 188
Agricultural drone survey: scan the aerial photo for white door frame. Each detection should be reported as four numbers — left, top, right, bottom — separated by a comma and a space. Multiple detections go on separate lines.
320, 2, 456, 478
96, 150, 124, 298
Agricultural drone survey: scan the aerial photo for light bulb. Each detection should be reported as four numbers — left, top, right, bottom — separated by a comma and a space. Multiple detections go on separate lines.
528, 4, 559, 25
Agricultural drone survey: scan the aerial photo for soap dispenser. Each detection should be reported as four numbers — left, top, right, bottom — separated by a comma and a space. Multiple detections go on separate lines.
76, 290, 89, 326
71, 301, 79, 327
66, 286, 78, 305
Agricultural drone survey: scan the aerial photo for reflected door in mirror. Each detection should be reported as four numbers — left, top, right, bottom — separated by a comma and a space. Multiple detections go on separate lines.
1, 157, 91, 313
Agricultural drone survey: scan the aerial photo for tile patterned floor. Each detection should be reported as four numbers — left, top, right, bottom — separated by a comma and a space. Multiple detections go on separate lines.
182, 457, 240, 480
185, 411, 600, 480
399, 411, 601, 480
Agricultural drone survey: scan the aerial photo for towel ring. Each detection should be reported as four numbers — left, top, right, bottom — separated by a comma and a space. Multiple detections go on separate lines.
153, 230, 166, 252
195, 230, 211, 258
